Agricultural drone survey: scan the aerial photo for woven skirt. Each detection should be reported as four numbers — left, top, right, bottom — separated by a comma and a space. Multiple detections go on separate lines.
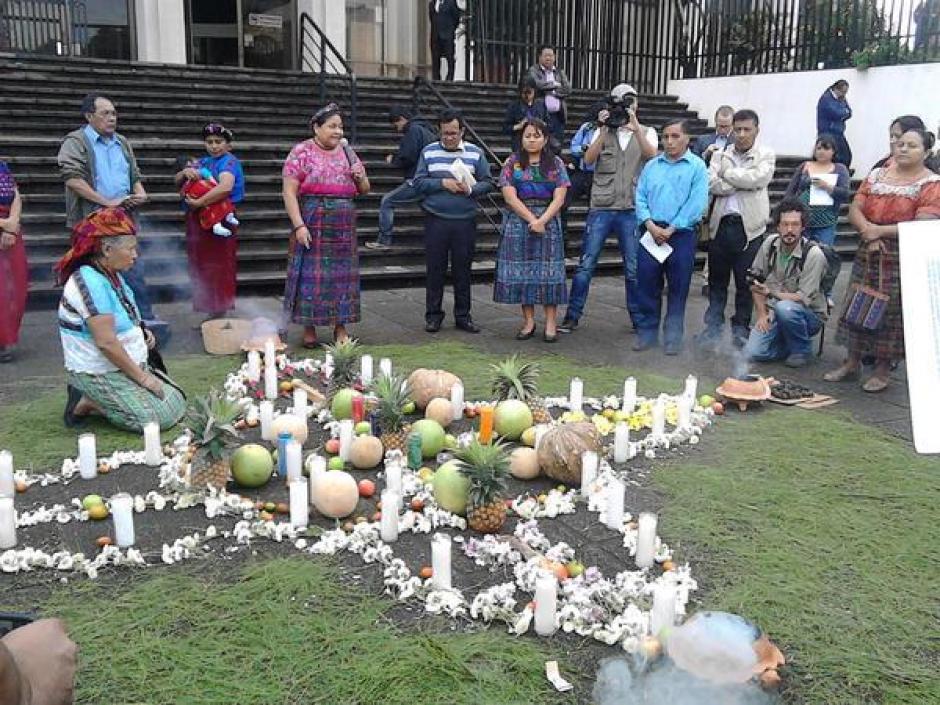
493, 205, 568, 305
67, 367, 186, 432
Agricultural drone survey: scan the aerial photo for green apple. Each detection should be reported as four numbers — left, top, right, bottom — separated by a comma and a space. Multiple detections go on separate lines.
698, 394, 715, 408
82, 494, 104, 510
328, 456, 345, 471
565, 560, 585, 578
401, 401, 416, 415
354, 421, 372, 436
443, 433, 457, 449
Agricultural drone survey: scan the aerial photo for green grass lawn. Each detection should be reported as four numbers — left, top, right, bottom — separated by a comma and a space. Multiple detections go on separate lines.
3, 342, 937, 704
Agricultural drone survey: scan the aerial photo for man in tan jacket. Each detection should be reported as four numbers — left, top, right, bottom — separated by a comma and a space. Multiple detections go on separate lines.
696, 109, 776, 350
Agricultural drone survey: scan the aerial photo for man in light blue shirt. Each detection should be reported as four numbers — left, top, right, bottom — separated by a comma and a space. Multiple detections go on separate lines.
633, 118, 709, 354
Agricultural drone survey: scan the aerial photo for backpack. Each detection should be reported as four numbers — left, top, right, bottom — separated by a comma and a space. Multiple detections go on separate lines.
767, 234, 841, 298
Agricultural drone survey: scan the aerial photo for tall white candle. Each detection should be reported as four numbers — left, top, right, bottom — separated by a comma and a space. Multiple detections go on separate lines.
308, 454, 326, 504
259, 400, 274, 441
263, 339, 276, 368
613, 422, 630, 464
650, 582, 677, 636
431, 533, 452, 590
246, 350, 261, 383
379, 357, 392, 377
78, 433, 97, 480
636, 512, 658, 568
264, 363, 278, 400
533, 572, 558, 636
450, 382, 464, 422
385, 459, 403, 495
293, 387, 307, 419
143, 422, 162, 467
323, 352, 334, 379
677, 395, 693, 430
111, 493, 135, 547
0, 496, 15, 549
605, 477, 625, 531
651, 399, 666, 438
0, 450, 14, 497
580, 450, 598, 494
684, 374, 698, 402
289, 478, 309, 528
285, 440, 303, 482
568, 377, 583, 411
338, 420, 354, 462
360, 355, 373, 386
622, 377, 637, 412
380, 490, 399, 542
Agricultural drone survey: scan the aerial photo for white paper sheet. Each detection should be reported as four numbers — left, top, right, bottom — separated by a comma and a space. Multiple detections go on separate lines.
640, 231, 673, 263
898, 220, 940, 454
808, 173, 838, 206
450, 158, 476, 187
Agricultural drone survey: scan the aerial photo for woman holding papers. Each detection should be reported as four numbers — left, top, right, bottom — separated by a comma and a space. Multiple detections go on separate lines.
783, 134, 852, 247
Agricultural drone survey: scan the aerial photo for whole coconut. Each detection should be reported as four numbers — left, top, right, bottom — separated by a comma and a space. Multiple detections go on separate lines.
411, 418, 446, 458
313, 470, 359, 518
431, 460, 471, 515
349, 435, 383, 469
407, 369, 461, 410
231, 444, 274, 488
330, 388, 362, 420
425, 397, 454, 429
509, 447, 540, 480
494, 399, 533, 440
536, 422, 601, 485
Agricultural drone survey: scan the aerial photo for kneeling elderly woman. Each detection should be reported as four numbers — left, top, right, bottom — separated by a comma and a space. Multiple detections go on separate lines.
57, 207, 185, 430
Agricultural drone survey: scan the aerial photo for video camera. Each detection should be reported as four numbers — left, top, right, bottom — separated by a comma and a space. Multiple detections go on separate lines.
745, 268, 767, 285
603, 83, 638, 128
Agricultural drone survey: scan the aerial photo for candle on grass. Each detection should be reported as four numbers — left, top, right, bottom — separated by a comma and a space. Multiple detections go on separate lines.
259, 401, 274, 441
569, 377, 583, 411
635, 512, 657, 568
478, 406, 494, 444
78, 433, 97, 480
143, 422, 162, 467
293, 387, 307, 419
246, 350, 261, 383
385, 459, 402, 495
533, 572, 558, 636
380, 490, 399, 542
431, 533, 452, 590
650, 582, 677, 636
338, 420, 354, 461
308, 455, 326, 504
264, 362, 278, 400
684, 374, 698, 402
677, 394, 693, 429
289, 478, 309, 528
580, 450, 598, 494
379, 357, 392, 377
613, 422, 630, 464
605, 477, 625, 531
0, 450, 14, 497
263, 339, 276, 368
0, 496, 15, 549
360, 355, 373, 386
286, 440, 303, 482
450, 382, 464, 422
651, 399, 666, 437
111, 493, 135, 547
622, 377, 637, 413
323, 352, 334, 379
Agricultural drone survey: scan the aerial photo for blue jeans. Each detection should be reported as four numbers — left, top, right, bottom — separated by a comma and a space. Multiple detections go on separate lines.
745, 299, 822, 360
565, 209, 638, 324
122, 258, 155, 321
378, 180, 422, 244
807, 224, 836, 246
634, 227, 696, 347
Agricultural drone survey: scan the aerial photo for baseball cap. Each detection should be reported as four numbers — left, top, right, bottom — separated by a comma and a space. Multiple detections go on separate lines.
610, 83, 638, 101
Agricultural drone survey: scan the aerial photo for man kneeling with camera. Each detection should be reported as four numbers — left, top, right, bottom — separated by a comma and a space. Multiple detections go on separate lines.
744, 199, 828, 368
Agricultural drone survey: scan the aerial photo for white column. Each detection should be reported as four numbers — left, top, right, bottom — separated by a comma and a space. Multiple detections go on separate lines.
135, 0, 187, 64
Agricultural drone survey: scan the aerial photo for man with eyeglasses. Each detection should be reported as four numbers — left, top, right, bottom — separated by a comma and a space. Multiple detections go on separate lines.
57, 93, 167, 337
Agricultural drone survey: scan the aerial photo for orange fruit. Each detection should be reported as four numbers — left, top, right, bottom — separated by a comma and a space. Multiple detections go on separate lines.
662, 560, 676, 572
95, 536, 113, 548
419, 566, 433, 579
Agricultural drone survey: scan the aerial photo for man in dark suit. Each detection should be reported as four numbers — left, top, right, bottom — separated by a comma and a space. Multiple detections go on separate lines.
429, 0, 461, 81
692, 105, 735, 162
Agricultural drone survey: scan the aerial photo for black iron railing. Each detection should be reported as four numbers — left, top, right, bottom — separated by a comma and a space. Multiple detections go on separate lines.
299, 11, 359, 144
464, 0, 940, 93
0, 0, 86, 56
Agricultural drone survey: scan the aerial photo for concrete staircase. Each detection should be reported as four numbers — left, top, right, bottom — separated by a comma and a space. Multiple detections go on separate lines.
0, 54, 855, 307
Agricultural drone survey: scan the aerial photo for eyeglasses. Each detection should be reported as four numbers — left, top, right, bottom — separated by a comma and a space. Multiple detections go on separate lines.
94, 110, 117, 118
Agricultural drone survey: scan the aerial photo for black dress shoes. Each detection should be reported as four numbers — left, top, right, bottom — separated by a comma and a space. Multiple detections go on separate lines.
456, 320, 481, 334
425, 320, 442, 333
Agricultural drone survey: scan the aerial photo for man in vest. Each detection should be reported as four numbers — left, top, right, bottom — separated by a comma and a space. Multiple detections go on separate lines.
559, 83, 658, 333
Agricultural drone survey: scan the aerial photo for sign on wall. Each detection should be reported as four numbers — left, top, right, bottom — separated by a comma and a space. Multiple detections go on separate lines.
248, 13, 283, 29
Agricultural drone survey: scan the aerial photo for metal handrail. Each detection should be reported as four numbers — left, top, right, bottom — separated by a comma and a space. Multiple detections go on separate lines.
299, 11, 358, 144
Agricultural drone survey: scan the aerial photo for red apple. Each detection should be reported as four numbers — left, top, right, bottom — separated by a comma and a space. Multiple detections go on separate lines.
358, 479, 376, 498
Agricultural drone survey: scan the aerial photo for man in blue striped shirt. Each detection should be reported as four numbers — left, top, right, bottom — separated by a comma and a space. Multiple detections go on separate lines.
413, 109, 493, 333
633, 118, 709, 354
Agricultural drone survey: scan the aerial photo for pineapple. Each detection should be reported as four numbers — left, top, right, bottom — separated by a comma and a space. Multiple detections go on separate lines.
489, 354, 552, 424
457, 440, 511, 534
371, 372, 412, 452
183, 389, 242, 489
324, 338, 361, 393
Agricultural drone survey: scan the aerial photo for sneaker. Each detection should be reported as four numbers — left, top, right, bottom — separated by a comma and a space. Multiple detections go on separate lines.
784, 353, 810, 368
0, 347, 12, 363
557, 318, 578, 333
664, 342, 681, 356
631, 338, 656, 352
365, 240, 391, 250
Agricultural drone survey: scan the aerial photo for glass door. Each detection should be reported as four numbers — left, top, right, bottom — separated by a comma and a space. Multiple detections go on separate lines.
188, 0, 240, 67
242, 0, 294, 70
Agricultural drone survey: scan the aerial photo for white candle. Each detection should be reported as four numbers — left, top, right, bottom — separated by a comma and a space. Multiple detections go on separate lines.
622, 377, 637, 413
293, 387, 307, 419
605, 477, 625, 531
289, 478, 309, 528
450, 382, 464, 422
111, 492, 135, 547
263, 339, 276, 368
580, 450, 598, 494
568, 377, 583, 411
533, 572, 558, 636
264, 362, 278, 400
0, 496, 15, 549
431, 533, 452, 590
385, 459, 402, 495
323, 352, 334, 379
308, 454, 326, 504
380, 490, 399, 542
246, 350, 261, 383
636, 512, 658, 568
534, 424, 549, 450
379, 357, 392, 377
650, 582, 677, 636
360, 355, 373, 386
78, 433, 97, 480
651, 399, 666, 438
338, 420, 354, 462
143, 422, 162, 467
613, 422, 630, 464
285, 440, 303, 482
0, 450, 13, 497
677, 395, 693, 430
684, 374, 698, 401
260, 400, 274, 441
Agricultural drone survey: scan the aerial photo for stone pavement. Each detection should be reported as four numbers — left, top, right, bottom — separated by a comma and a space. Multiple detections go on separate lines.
1, 273, 913, 441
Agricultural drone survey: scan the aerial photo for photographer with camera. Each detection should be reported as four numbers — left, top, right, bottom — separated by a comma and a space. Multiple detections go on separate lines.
558, 83, 657, 333
1, 618, 77, 705
743, 199, 828, 368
